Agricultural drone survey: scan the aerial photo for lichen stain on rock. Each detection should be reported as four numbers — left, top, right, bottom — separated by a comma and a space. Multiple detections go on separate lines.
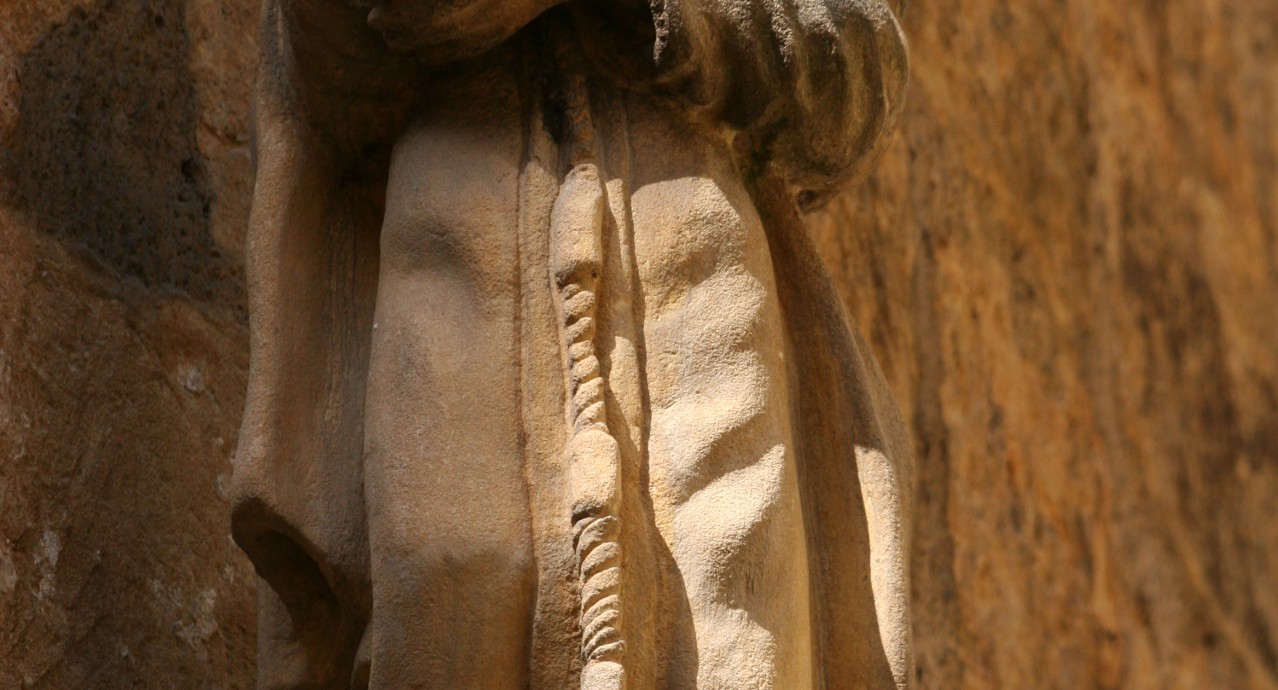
150, 580, 220, 657
34, 529, 60, 601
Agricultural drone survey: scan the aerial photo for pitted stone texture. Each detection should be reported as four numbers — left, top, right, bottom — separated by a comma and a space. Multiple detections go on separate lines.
812, 1, 1278, 688
0, 0, 1275, 688
0, 0, 256, 687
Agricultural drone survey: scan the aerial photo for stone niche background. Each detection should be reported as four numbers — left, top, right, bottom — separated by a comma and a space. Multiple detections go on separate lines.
0, 1, 1275, 688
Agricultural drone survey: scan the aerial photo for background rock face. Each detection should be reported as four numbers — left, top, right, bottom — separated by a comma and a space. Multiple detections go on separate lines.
0, 1, 256, 687
0, 1, 1275, 689
814, 2, 1278, 688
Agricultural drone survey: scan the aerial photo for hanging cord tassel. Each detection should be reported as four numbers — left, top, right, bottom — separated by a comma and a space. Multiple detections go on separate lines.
548, 31, 626, 690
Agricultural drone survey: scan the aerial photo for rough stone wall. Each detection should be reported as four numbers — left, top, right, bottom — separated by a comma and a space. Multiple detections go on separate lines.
0, 1, 257, 687
0, 1, 1274, 689
812, 1, 1278, 688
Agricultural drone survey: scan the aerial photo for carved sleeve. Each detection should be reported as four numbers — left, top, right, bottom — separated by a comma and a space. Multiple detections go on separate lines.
649, 0, 909, 206
229, 4, 395, 686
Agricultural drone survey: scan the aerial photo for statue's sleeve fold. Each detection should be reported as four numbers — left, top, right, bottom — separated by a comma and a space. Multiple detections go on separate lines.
651, 0, 908, 205
230, 1, 396, 685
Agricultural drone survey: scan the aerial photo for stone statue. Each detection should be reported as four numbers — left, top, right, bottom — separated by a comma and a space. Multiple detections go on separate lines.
228, 1, 913, 688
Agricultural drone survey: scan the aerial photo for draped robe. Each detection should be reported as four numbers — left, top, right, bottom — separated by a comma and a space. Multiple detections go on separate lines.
229, 2, 913, 688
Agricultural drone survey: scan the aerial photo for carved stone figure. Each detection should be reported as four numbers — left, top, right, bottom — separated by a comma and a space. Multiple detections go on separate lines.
228, 1, 913, 688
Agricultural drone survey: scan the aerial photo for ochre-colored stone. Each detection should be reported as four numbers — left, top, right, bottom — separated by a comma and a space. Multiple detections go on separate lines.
229, 2, 912, 688
0, 1, 256, 687
0, 0, 1275, 689
811, 3, 1278, 688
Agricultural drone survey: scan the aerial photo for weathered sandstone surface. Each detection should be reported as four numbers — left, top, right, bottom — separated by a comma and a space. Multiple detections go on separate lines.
0, 1, 256, 687
0, 1, 1274, 688
815, 3, 1278, 687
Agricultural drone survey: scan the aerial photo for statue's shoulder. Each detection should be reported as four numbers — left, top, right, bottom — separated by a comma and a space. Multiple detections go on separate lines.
257, 0, 419, 157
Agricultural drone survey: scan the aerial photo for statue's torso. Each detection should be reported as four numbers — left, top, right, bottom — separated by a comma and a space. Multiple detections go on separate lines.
363, 55, 813, 689
233, 4, 916, 687
362, 59, 534, 687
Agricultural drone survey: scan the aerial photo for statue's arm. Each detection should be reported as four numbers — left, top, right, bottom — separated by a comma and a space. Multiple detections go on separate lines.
230, 2, 402, 684
234, 0, 400, 544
